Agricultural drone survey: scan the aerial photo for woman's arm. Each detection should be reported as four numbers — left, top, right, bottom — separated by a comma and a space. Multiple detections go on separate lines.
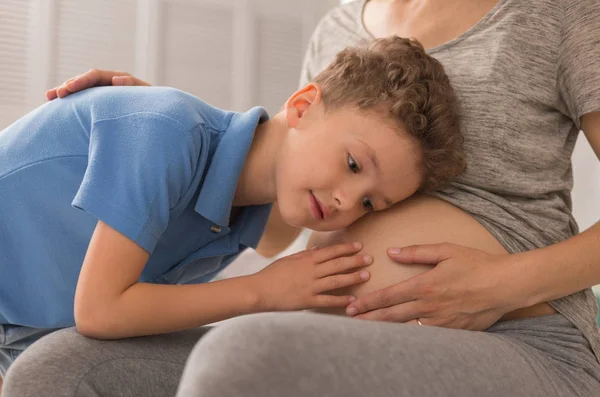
513, 111, 600, 304
346, 112, 600, 328
75, 221, 372, 340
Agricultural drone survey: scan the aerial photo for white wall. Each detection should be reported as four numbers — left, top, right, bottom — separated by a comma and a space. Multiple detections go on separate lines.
572, 135, 600, 232
572, 134, 600, 295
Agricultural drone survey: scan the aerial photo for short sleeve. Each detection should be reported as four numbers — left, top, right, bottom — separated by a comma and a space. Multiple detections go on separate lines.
72, 113, 199, 253
557, 0, 600, 128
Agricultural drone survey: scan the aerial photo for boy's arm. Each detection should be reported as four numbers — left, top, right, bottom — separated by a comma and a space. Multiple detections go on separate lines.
74, 221, 258, 339
75, 221, 372, 340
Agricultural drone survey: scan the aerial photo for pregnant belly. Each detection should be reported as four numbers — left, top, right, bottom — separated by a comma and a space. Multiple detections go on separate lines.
309, 194, 556, 320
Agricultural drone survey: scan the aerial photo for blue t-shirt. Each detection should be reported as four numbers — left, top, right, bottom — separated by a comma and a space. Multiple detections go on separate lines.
0, 86, 272, 328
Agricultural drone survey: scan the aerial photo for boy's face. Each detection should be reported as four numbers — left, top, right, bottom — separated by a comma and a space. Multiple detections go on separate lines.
275, 84, 423, 231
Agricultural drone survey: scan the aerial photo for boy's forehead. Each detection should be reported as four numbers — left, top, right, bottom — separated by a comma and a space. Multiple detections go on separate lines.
369, 134, 423, 194
337, 108, 408, 140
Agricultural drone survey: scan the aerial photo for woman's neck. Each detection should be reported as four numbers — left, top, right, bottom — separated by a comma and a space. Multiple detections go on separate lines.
363, 0, 499, 50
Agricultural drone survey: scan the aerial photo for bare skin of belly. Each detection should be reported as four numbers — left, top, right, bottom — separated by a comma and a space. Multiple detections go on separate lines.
309, 194, 557, 320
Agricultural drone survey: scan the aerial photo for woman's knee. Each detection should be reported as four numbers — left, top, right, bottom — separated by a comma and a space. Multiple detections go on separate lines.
177, 313, 328, 396
188, 313, 314, 366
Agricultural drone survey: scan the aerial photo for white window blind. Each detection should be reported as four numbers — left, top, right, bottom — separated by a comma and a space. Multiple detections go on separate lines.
52, 0, 137, 86
160, 1, 234, 110
0, 0, 339, 129
256, 16, 304, 113
0, 0, 31, 127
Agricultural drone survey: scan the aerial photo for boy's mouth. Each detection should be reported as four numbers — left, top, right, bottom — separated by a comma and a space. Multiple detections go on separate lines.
309, 191, 326, 220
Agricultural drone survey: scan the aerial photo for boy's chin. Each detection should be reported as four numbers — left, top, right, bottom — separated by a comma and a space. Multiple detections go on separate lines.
304, 221, 347, 232
278, 210, 306, 229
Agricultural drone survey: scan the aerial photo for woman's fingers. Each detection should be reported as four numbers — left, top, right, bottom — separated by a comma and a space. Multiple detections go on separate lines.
46, 75, 80, 100
72, 69, 130, 90
315, 253, 372, 278
311, 242, 363, 264
353, 300, 424, 323
46, 69, 151, 101
112, 75, 150, 86
346, 278, 419, 315
312, 294, 357, 308
56, 78, 79, 98
46, 87, 59, 100
387, 243, 456, 265
314, 270, 370, 293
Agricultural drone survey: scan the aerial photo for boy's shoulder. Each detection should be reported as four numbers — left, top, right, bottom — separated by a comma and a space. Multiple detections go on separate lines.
72, 86, 233, 133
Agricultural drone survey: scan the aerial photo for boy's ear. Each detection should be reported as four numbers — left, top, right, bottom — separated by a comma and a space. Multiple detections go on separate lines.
284, 83, 323, 128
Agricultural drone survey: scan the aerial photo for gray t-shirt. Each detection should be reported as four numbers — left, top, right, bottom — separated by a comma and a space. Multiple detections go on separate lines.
301, 0, 600, 361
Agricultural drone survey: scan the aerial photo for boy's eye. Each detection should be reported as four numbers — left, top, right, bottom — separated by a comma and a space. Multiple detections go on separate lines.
348, 154, 360, 173
362, 197, 374, 212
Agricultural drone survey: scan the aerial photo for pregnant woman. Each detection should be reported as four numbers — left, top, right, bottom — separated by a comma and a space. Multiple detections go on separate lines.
5, 0, 600, 396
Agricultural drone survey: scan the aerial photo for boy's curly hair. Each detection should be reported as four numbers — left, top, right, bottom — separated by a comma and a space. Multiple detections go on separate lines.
312, 36, 465, 191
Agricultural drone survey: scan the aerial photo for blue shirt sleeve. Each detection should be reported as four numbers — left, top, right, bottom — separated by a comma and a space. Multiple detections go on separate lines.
72, 112, 201, 253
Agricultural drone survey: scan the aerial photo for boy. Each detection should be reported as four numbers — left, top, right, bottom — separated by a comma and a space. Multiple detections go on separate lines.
0, 36, 464, 377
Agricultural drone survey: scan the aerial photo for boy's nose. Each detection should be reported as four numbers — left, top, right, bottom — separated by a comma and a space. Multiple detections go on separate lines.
333, 187, 363, 213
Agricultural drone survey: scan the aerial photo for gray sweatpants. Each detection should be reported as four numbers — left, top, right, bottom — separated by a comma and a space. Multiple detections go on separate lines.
3, 313, 600, 397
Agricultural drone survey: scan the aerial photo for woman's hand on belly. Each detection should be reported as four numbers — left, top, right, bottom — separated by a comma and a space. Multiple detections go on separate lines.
309, 194, 556, 329
347, 243, 512, 330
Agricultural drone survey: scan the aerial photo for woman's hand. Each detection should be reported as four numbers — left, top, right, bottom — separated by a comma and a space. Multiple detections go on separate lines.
251, 242, 372, 312
46, 69, 150, 100
346, 243, 519, 330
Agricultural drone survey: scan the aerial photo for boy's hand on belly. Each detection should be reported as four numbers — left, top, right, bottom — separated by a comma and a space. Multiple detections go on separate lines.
345, 243, 515, 331
249, 242, 373, 312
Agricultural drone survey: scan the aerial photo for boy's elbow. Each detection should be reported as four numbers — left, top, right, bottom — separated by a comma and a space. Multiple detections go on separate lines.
74, 303, 118, 340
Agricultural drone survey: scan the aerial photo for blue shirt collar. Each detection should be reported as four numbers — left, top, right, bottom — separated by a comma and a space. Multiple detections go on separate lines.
194, 106, 271, 248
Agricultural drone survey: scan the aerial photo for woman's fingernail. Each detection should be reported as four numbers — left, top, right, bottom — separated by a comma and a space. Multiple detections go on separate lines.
388, 248, 401, 254
360, 271, 370, 280
353, 242, 363, 249
347, 307, 358, 316
363, 255, 372, 264
348, 296, 356, 303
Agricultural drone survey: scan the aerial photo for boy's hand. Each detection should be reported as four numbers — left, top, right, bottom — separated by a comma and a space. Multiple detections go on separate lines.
46, 69, 150, 100
251, 242, 372, 311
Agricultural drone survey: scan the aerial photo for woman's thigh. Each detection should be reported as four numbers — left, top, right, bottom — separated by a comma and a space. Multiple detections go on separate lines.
3, 326, 213, 397
176, 312, 600, 397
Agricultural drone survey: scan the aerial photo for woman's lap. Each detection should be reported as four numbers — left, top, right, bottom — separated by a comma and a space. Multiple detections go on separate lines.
175, 312, 600, 397
4, 313, 600, 397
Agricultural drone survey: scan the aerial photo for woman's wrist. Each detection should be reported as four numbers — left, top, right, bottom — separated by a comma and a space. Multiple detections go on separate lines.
491, 251, 549, 313
501, 243, 581, 311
